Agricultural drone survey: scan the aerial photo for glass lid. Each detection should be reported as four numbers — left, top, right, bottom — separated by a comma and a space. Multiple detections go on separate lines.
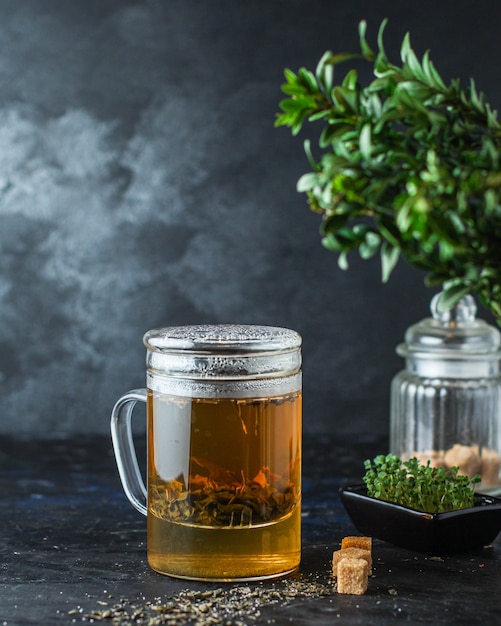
143, 324, 302, 381
396, 293, 501, 377
144, 324, 302, 354
399, 293, 501, 357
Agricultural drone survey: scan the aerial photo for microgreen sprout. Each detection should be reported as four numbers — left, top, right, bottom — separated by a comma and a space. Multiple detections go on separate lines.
363, 453, 481, 513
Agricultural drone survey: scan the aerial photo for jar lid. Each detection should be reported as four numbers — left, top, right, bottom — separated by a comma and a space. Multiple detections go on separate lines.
143, 324, 302, 380
396, 293, 501, 377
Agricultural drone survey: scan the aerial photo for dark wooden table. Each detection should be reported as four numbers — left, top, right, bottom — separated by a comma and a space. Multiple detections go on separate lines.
1, 434, 499, 625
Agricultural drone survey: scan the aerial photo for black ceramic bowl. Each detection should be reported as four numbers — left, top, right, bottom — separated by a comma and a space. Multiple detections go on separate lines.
339, 484, 501, 554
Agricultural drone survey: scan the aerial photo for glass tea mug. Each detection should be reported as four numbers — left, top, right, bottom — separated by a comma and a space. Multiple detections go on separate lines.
390, 294, 501, 493
111, 325, 302, 581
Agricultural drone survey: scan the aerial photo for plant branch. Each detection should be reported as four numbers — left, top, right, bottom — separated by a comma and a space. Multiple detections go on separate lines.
276, 19, 501, 321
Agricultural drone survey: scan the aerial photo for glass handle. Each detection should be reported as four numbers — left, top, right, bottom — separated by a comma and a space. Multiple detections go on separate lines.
110, 388, 148, 516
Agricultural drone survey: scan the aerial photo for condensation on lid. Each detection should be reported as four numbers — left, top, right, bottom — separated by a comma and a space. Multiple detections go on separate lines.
144, 324, 302, 354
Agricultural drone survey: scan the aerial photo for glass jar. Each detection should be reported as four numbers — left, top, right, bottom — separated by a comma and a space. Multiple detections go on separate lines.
390, 293, 501, 493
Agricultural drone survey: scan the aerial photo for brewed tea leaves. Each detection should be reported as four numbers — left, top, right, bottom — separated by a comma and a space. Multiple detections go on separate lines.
150, 465, 297, 527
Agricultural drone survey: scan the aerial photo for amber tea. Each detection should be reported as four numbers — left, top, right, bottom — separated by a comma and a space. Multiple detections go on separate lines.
147, 390, 302, 580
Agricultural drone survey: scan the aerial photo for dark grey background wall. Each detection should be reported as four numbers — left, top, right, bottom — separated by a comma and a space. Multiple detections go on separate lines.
0, 0, 499, 437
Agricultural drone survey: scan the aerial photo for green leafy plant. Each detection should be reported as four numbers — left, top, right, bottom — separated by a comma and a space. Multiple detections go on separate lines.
363, 453, 481, 513
276, 19, 501, 320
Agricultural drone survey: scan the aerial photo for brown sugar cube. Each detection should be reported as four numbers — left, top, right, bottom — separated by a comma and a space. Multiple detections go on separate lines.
444, 444, 482, 478
337, 557, 369, 595
341, 536, 372, 552
332, 547, 372, 576
481, 448, 501, 485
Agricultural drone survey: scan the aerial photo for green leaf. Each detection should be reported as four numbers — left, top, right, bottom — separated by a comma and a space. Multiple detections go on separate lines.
321, 232, 343, 251
358, 20, 374, 59
359, 231, 381, 259
308, 110, 330, 122
315, 50, 334, 94
321, 213, 350, 233
484, 188, 498, 214
280, 81, 309, 97
303, 139, 319, 172
279, 97, 315, 113
400, 32, 425, 82
325, 52, 363, 66
469, 78, 485, 113
486, 105, 500, 129
359, 124, 372, 160
395, 80, 433, 102
380, 242, 400, 282
481, 138, 499, 168
393, 82, 430, 112
376, 18, 389, 58
332, 85, 360, 113
342, 69, 359, 91
283, 68, 297, 82
319, 123, 355, 146
364, 92, 383, 119
296, 172, 319, 192
338, 251, 349, 270
297, 67, 318, 91
421, 50, 446, 90
437, 283, 471, 312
